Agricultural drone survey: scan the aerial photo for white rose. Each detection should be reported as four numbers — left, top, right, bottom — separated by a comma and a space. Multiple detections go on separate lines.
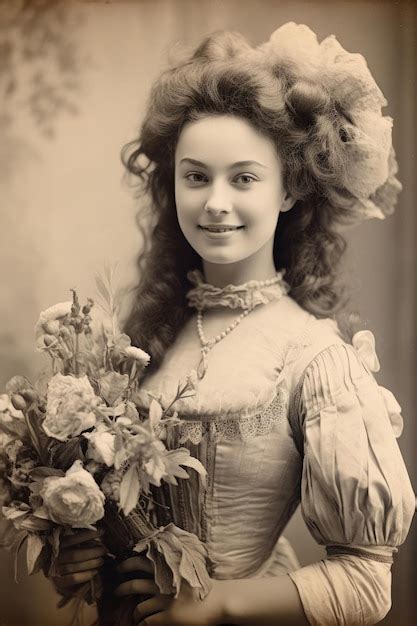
40, 460, 105, 528
43, 374, 98, 441
84, 425, 116, 467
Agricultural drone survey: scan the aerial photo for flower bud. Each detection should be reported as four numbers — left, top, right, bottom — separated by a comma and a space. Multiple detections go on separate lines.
42, 320, 60, 335
43, 334, 57, 347
11, 394, 27, 411
21, 389, 37, 402
5, 375, 30, 394
59, 326, 72, 340
82, 305, 91, 315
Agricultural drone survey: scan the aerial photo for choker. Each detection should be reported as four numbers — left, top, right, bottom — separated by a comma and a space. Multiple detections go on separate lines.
186, 269, 289, 311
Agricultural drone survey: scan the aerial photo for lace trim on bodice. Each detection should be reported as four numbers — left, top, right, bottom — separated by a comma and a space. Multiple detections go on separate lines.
177, 379, 289, 444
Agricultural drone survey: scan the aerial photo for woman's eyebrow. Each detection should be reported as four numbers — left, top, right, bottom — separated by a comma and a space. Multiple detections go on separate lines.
179, 158, 268, 169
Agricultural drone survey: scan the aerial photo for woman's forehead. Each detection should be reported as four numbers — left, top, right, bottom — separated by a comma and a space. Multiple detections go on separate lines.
175, 114, 280, 168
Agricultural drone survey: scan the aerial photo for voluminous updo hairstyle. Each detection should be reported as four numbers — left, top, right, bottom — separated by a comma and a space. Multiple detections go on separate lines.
123, 30, 357, 373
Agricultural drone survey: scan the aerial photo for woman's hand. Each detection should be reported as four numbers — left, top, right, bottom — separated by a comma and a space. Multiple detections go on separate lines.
51, 528, 107, 594
114, 556, 226, 626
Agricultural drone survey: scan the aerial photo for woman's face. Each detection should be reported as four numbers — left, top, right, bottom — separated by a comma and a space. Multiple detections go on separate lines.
174, 114, 294, 268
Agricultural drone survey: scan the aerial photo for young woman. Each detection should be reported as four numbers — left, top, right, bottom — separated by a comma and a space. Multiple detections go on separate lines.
52, 23, 415, 626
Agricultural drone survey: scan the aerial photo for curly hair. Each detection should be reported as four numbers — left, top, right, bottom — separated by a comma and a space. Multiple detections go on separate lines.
122, 30, 361, 373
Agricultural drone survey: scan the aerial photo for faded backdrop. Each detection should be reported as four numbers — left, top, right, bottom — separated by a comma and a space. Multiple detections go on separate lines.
0, 1, 415, 625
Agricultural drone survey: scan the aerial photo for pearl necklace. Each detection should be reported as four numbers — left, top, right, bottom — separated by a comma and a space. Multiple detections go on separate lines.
193, 273, 286, 380
196, 305, 255, 379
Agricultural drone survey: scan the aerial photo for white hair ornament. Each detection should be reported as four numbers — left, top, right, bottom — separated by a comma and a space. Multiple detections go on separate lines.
257, 23, 401, 226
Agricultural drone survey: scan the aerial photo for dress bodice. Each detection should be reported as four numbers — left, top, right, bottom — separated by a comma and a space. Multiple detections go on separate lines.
133, 296, 309, 577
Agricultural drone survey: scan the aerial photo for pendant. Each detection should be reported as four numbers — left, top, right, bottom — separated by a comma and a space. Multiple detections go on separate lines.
197, 349, 209, 380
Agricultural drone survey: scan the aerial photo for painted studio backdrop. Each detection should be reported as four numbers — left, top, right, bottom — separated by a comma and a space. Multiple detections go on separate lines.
0, 1, 415, 625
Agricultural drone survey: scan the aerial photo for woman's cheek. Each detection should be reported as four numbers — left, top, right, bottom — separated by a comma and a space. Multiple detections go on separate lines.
178, 192, 204, 221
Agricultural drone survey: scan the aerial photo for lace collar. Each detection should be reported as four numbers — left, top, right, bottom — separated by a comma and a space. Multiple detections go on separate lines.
186, 269, 289, 311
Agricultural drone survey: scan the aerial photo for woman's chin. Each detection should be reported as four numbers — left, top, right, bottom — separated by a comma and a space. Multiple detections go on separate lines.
198, 250, 246, 265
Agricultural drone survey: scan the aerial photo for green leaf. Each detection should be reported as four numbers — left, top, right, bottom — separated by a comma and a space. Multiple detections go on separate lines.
99, 371, 129, 405
32, 505, 50, 521
133, 524, 212, 600
25, 406, 49, 463
152, 534, 182, 593
26, 534, 45, 575
0, 420, 25, 439
29, 467, 65, 480
147, 542, 176, 594
119, 463, 140, 516
47, 527, 63, 577
13, 532, 28, 583
46, 526, 63, 579
2, 507, 30, 521
164, 448, 207, 483
175, 455, 207, 482
20, 515, 52, 532
149, 399, 163, 429
0, 518, 19, 551
113, 333, 131, 351
95, 274, 111, 308
104, 259, 120, 286
49, 438, 85, 471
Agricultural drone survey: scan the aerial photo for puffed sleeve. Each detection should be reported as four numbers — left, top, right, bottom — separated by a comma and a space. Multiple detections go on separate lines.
287, 342, 415, 626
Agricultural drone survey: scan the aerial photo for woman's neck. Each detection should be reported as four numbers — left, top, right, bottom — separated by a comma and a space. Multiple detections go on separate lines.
202, 255, 277, 288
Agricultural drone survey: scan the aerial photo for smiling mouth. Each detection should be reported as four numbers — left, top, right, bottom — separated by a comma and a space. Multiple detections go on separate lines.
198, 225, 244, 233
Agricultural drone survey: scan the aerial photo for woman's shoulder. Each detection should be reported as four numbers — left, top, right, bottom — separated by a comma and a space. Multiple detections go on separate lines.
277, 298, 346, 392
250, 294, 332, 350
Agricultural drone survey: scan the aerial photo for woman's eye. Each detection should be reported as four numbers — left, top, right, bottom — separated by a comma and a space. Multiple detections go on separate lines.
234, 174, 257, 185
184, 172, 207, 184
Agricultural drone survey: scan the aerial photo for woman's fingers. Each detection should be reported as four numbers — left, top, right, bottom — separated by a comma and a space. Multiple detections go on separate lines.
133, 595, 171, 622
60, 528, 104, 548
56, 544, 107, 564
57, 557, 104, 575
115, 578, 160, 597
117, 556, 155, 575
54, 569, 99, 587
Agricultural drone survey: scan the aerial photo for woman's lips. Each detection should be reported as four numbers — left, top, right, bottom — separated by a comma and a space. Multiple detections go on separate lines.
198, 224, 244, 240
198, 225, 244, 233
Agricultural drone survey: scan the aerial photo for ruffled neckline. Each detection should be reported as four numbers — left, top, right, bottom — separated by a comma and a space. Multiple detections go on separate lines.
186, 269, 289, 311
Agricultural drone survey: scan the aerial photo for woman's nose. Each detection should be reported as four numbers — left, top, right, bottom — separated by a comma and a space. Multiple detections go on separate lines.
204, 183, 233, 215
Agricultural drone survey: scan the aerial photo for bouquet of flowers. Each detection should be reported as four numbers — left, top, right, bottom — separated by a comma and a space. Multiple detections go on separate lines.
0, 265, 210, 619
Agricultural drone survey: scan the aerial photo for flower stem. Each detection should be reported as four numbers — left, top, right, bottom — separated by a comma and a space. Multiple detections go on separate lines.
73, 333, 79, 376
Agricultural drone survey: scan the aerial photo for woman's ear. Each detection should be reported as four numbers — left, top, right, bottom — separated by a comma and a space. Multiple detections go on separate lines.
280, 193, 296, 213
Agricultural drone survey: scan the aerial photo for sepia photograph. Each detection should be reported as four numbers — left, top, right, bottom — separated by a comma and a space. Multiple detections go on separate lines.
0, 1, 416, 625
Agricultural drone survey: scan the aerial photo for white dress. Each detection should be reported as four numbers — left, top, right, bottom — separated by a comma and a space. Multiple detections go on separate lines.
134, 293, 415, 625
